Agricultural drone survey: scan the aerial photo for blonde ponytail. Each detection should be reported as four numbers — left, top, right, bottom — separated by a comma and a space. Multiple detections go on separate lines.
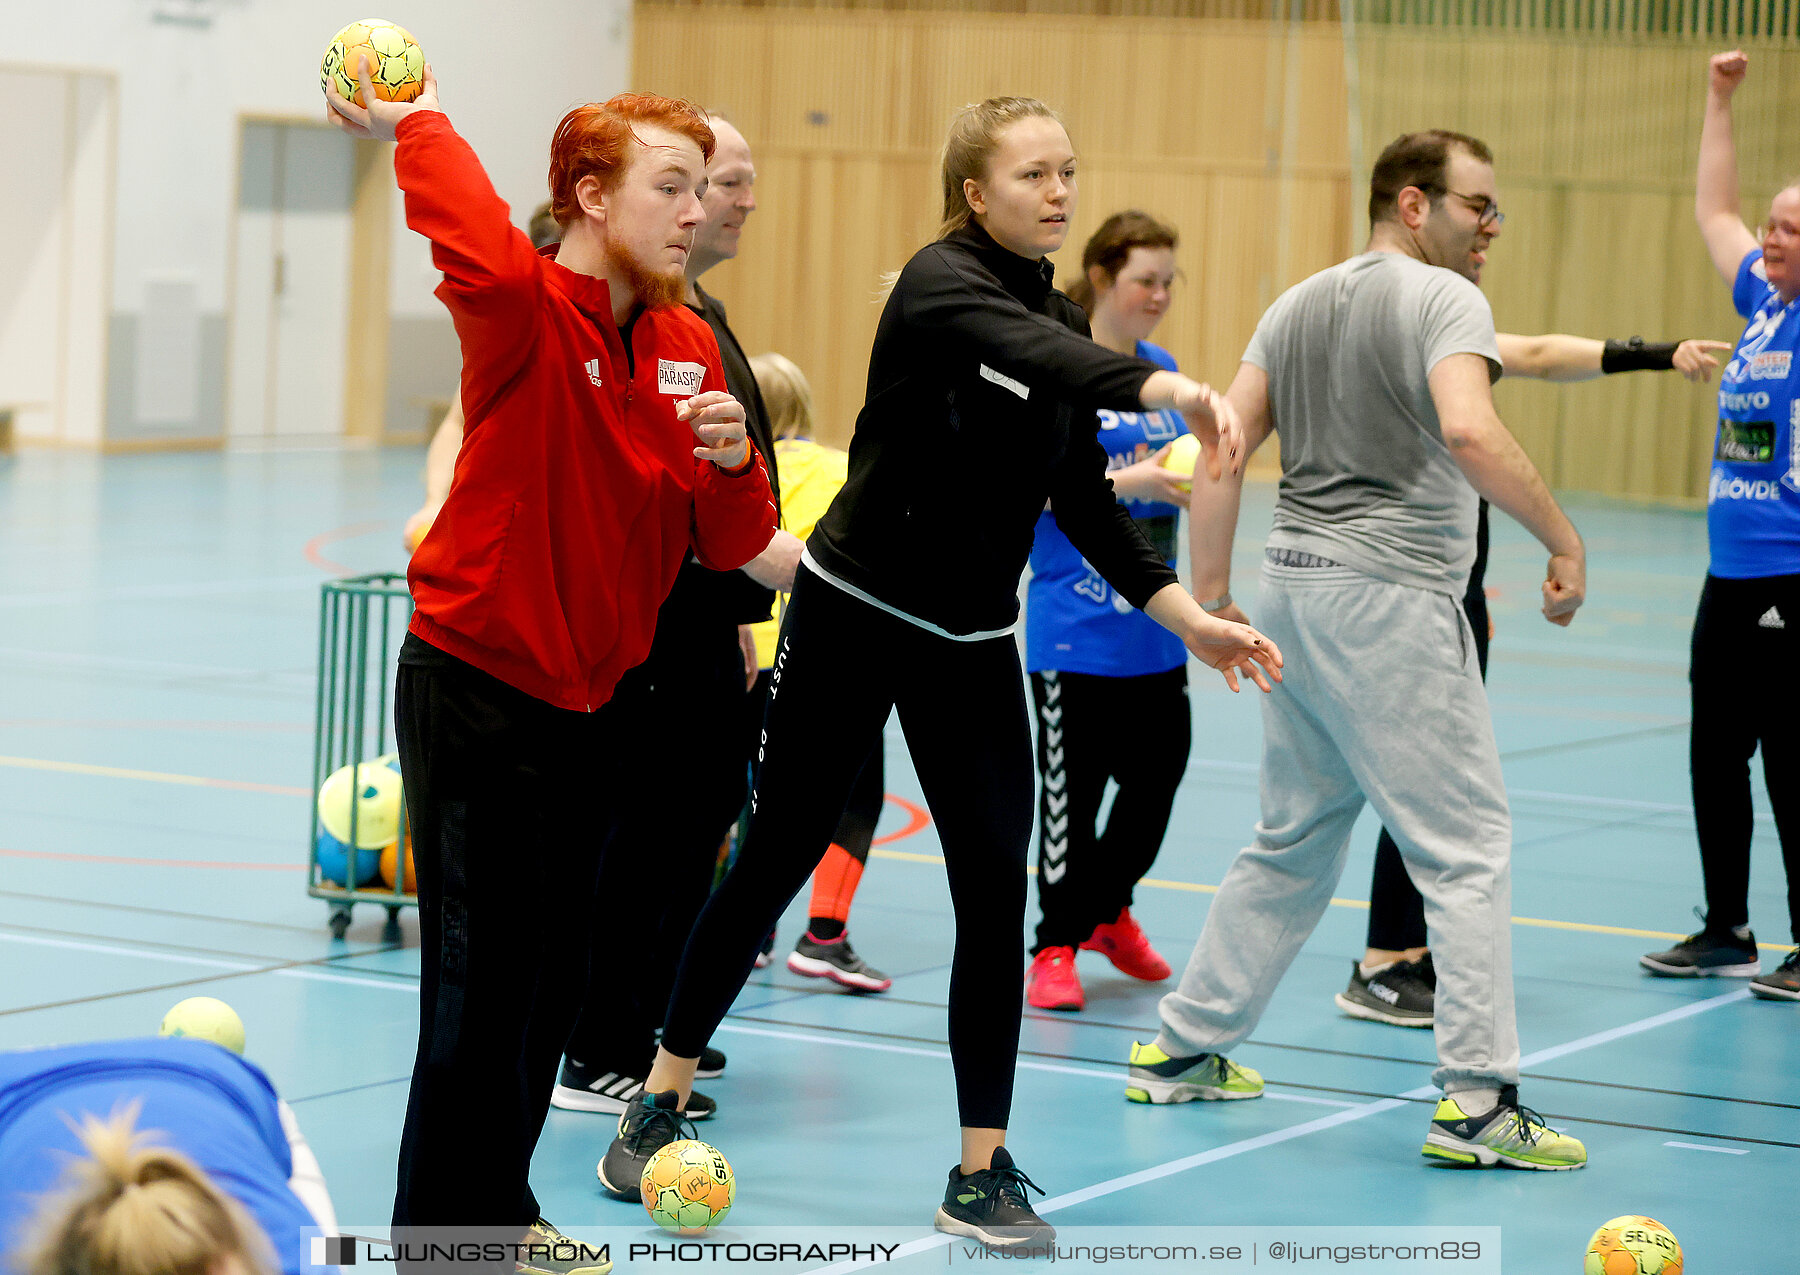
18, 1104, 276, 1275
878, 96, 1067, 299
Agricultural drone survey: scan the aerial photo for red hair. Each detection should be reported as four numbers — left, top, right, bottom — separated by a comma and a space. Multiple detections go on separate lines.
547, 94, 716, 228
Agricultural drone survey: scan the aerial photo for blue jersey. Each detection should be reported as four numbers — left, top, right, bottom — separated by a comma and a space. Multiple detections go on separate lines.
1709, 250, 1800, 578
0, 1039, 321, 1275
1026, 340, 1189, 677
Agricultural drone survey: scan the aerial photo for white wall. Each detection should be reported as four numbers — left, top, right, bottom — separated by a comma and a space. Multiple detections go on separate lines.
0, 0, 631, 442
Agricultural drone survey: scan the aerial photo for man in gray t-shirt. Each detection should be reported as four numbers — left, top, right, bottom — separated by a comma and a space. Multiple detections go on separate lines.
1126, 130, 1591, 1171
1247, 253, 1499, 595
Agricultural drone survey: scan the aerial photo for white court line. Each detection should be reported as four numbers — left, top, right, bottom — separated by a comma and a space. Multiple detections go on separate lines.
810, 987, 1753, 1275
0, 930, 420, 994
1516, 988, 1751, 1067
1664, 1140, 1750, 1155
0, 931, 260, 972
0, 646, 312, 683
1182, 759, 1774, 824
2, 928, 1759, 1271
714, 1024, 1354, 1108
0, 574, 322, 609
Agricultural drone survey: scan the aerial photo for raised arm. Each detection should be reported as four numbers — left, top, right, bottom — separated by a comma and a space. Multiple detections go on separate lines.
328, 64, 544, 380
1697, 50, 1760, 286
1430, 353, 1585, 625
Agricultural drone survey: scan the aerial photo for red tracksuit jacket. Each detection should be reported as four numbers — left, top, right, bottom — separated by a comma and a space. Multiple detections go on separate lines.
394, 111, 777, 711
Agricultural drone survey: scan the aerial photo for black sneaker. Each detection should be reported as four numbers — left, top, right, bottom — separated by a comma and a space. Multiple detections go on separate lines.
1641, 914, 1760, 978
596, 1090, 695, 1199
552, 1059, 714, 1119
754, 928, 776, 969
787, 931, 894, 992
652, 1031, 727, 1078
518, 1218, 613, 1275
1334, 957, 1434, 1027
1750, 947, 1800, 1001
932, 1147, 1055, 1249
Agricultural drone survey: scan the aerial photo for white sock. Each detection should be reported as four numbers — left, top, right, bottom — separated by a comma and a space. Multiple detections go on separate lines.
1359, 959, 1397, 979
1445, 1086, 1501, 1119
1732, 924, 1753, 941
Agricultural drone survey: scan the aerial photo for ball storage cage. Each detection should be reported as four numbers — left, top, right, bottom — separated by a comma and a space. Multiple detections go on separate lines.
309, 572, 415, 938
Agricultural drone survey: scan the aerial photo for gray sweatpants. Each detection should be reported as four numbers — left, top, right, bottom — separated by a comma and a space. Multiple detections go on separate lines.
1155, 559, 1520, 1093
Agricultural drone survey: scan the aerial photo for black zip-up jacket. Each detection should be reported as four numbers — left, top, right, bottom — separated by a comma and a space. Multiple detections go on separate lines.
808, 222, 1181, 636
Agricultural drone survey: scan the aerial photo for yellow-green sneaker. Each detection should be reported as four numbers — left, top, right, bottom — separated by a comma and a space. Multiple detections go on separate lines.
1421, 1085, 1587, 1170
1125, 1041, 1263, 1104
518, 1218, 613, 1275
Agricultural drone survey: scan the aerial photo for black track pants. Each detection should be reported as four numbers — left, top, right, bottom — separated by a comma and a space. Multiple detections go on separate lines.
1689, 572, 1800, 941
390, 637, 625, 1236
1030, 667, 1190, 953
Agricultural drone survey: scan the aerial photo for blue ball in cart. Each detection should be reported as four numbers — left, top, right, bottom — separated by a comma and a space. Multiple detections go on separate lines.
315, 828, 381, 889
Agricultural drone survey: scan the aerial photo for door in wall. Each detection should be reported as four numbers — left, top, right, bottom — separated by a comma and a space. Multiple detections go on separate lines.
228, 120, 356, 440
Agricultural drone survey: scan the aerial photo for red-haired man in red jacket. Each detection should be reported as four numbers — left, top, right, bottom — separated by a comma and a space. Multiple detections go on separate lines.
328, 63, 775, 1272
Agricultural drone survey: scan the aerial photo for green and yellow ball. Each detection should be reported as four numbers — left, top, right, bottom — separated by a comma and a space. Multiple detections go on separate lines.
640, 1139, 734, 1234
320, 19, 424, 106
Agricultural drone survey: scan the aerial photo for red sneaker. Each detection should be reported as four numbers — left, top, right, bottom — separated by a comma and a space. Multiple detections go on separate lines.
1026, 946, 1084, 1012
1081, 908, 1171, 982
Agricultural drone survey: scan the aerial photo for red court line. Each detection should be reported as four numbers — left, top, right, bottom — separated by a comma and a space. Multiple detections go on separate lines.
0, 847, 296, 872
304, 520, 388, 574
870, 794, 931, 846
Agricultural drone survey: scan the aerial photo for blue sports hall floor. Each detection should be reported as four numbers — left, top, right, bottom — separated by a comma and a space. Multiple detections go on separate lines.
0, 446, 1789, 1274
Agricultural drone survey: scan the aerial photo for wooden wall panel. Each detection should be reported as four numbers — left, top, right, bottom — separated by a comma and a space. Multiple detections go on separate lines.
1353, 29, 1800, 499
640, 3, 1799, 499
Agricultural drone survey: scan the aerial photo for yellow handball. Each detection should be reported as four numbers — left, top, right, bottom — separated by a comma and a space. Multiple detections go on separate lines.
318, 757, 405, 849
1584, 1216, 1682, 1275
1158, 432, 1202, 490
321, 19, 425, 106
159, 996, 246, 1055
641, 1139, 735, 1234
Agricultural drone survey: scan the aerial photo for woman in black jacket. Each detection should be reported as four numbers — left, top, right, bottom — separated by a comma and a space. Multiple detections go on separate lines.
599, 96, 1283, 1245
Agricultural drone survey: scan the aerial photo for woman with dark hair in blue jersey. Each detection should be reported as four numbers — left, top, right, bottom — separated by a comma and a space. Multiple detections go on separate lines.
1024, 209, 1197, 1014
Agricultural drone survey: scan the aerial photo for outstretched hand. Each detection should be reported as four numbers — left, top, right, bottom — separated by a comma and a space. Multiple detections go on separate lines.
325, 58, 440, 140
1710, 49, 1748, 98
1674, 339, 1732, 382
1170, 381, 1244, 482
1185, 612, 1283, 693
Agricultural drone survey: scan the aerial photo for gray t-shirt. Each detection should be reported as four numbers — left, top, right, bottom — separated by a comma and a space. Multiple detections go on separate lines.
1243, 252, 1501, 595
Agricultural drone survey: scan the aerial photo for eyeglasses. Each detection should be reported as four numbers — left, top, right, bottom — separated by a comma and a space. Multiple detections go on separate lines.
1438, 188, 1505, 229
1756, 219, 1800, 242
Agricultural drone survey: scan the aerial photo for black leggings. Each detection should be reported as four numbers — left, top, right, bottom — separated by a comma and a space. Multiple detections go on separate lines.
1690, 571, 1800, 941
1030, 667, 1190, 952
665, 569, 1034, 1128
1366, 507, 1490, 952
746, 667, 885, 863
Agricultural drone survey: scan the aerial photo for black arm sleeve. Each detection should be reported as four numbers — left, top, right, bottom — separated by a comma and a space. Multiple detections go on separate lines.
901, 247, 1158, 408
1601, 337, 1681, 374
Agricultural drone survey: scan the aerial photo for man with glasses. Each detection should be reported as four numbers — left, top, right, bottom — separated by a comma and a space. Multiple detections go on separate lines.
1125, 129, 1592, 1170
